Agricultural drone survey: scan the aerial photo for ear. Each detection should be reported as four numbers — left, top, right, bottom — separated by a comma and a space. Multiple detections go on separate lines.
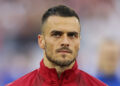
38, 34, 45, 49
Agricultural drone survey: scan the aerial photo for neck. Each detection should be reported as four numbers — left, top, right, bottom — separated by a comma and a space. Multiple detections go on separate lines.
43, 54, 75, 78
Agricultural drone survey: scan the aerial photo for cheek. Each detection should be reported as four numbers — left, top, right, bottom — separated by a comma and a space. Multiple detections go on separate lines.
73, 42, 80, 57
45, 40, 57, 54
74, 41, 80, 51
46, 37, 60, 50
46, 42, 53, 51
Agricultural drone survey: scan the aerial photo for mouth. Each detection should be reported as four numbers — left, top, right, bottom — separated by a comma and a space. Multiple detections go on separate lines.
57, 50, 71, 54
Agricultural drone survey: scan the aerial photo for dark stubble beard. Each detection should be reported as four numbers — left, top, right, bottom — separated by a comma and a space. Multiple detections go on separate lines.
44, 41, 77, 67
45, 51, 76, 67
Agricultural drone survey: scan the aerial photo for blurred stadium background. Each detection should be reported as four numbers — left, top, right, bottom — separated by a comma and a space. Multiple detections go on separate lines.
0, 0, 120, 86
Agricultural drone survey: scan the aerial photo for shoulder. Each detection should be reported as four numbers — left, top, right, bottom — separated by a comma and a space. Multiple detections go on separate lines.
77, 69, 108, 86
6, 69, 39, 86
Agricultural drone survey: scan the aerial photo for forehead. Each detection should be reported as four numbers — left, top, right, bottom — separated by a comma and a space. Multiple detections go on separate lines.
43, 16, 80, 33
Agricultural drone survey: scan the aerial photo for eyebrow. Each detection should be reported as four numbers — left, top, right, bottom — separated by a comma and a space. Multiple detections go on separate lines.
51, 30, 79, 34
50, 30, 80, 38
51, 30, 63, 34
68, 32, 78, 35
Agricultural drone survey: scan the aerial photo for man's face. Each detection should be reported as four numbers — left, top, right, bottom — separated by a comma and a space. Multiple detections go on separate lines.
40, 16, 80, 66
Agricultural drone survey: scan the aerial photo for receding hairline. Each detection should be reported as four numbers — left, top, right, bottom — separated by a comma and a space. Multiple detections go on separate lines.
41, 15, 81, 34
39, 5, 80, 34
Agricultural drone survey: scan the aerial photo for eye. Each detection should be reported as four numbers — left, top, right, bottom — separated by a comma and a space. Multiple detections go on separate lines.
51, 31, 63, 38
53, 33, 61, 37
68, 32, 78, 38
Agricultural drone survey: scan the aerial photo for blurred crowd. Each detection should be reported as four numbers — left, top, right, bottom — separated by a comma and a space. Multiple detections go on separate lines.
0, 0, 120, 86
96, 39, 120, 86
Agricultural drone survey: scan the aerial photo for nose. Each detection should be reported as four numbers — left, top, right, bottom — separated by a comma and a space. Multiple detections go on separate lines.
61, 35, 69, 47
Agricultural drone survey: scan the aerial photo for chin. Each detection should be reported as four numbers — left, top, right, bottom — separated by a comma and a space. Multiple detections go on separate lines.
58, 56, 74, 61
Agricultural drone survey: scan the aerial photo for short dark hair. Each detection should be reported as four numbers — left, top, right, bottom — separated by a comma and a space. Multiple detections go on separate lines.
41, 5, 80, 33
42, 5, 80, 24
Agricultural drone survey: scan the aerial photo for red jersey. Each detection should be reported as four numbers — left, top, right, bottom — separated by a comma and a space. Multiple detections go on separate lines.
6, 60, 107, 86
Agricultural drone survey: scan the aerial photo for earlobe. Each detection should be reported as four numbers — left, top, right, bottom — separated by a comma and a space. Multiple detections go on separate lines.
38, 34, 45, 49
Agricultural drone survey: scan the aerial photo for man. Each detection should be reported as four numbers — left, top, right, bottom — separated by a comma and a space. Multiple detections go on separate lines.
97, 39, 120, 86
6, 5, 107, 86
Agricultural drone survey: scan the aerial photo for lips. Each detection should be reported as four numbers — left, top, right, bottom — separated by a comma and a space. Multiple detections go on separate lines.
56, 47, 72, 54
57, 50, 72, 53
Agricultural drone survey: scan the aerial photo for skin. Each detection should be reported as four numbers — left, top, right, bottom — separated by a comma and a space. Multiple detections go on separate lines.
38, 16, 80, 77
